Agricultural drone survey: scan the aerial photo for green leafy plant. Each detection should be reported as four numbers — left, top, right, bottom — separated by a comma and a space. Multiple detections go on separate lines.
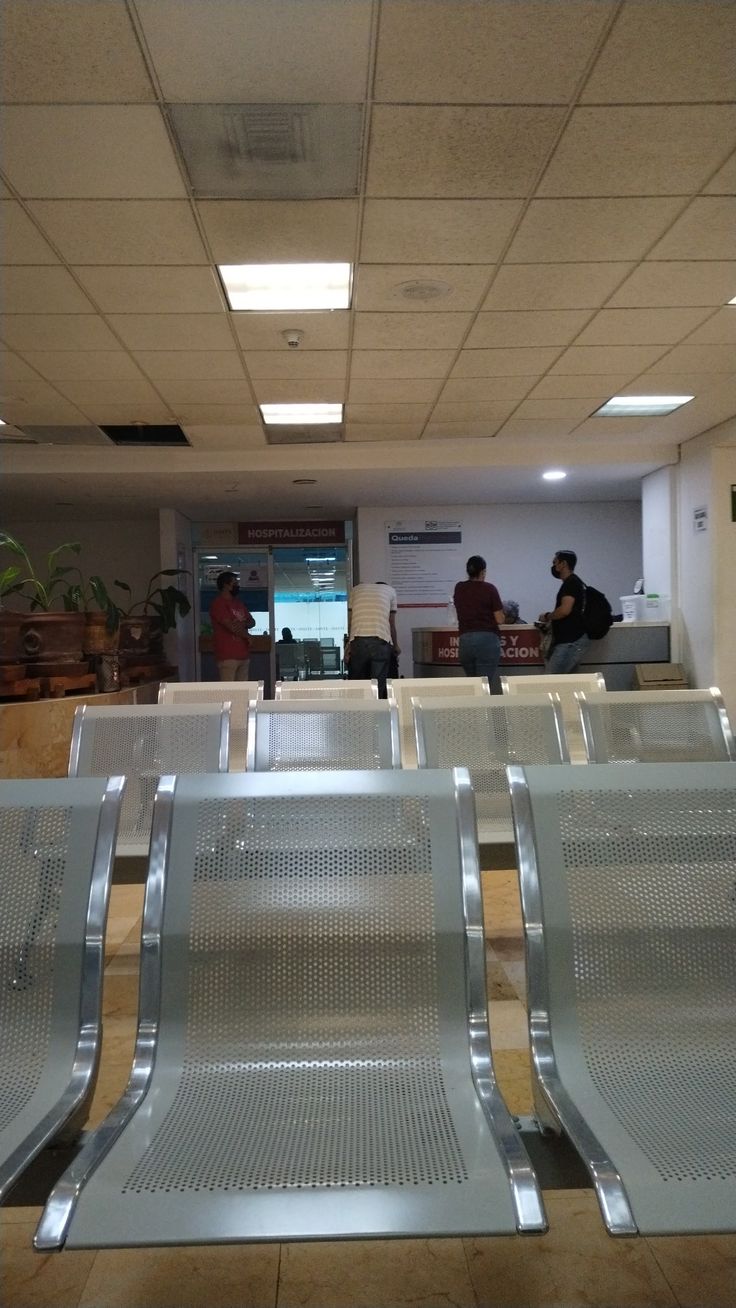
0, 532, 81, 611
113, 570, 191, 634
60, 570, 120, 632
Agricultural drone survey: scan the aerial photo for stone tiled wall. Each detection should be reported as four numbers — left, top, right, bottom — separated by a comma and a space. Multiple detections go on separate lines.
0, 683, 160, 779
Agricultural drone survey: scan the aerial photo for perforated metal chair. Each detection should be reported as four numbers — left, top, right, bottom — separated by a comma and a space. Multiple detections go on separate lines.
275, 642, 303, 680
414, 694, 568, 842
508, 761, 736, 1236
0, 776, 123, 1202
275, 680, 378, 701
502, 673, 606, 763
36, 769, 546, 1248
69, 705, 230, 855
388, 676, 490, 766
577, 687, 736, 763
158, 681, 263, 770
246, 698, 400, 770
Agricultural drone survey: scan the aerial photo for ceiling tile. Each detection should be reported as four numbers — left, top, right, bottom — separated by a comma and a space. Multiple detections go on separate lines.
1, 107, 186, 199
375, 0, 613, 103
135, 0, 373, 102
665, 307, 736, 345
52, 379, 165, 406
439, 376, 537, 403
197, 201, 358, 262
132, 351, 246, 380
506, 198, 683, 263
232, 312, 349, 351
361, 200, 523, 263
171, 403, 262, 425
344, 423, 424, 442
647, 344, 736, 374
451, 347, 561, 376
423, 420, 506, 439
27, 202, 208, 265
466, 310, 590, 349
0, 351, 41, 382
153, 380, 258, 406
353, 312, 471, 350
71, 402, 176, 424
0, 0, 156, 102
0, 266, 94, 314
0, 314, 121, 351
367, 106, 565, 198
573, 416, 660, 439
183, 425, 268, 450
0, 378, 67, 404
244, 351, 347, 380
108, 314, 234, 351
431, 401, 517, 423
0, 398, 89, 424
252, 379, 346, 404
575, 307, 713, 346
581, 0, 736, 102
483, 262, 633, 311
528, 373, 633, 399
539, 106, 736, 197
609, 262, 736, 308
513, 397, 599, 422
0, 180, 12, 199
73, 267, 225, 315
648, 198, 736, 260
346, 403, 433, 424
620, 373, 732, 396
21, 351, 146, 381
549, 344, 667, 375
704, 153, 736, 195
494, 418, 587, 440
355, 264, 490, 313
350, 350, 456, 380
0, 202, 59, 264
347, 379, 441, 404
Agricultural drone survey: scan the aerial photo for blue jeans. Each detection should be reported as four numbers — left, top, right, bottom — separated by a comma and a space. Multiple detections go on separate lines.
545, 633, 590, 674
458, 631, 501, 684
348, 635, 392, 698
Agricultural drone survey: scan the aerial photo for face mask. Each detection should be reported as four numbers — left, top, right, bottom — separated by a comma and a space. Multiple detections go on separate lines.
550, 565, 560, 577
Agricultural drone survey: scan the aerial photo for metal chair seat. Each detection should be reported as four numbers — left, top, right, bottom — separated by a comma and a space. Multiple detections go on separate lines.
576, 687, 735, 763
68, 705, 229, 855
36, 769, 545, 1248
0, 777, 123, 1201
247, 699, 400, 770
414, 694, 568, 842
388, 676, 490, 767
508, 761, 736, 1236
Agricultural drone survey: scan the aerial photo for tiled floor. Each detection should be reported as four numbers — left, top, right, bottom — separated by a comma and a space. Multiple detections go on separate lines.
2, 872, 734, 1308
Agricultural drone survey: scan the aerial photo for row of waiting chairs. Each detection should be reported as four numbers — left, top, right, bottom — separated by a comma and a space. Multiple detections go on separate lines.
70, 683, 734, 856
2, 764, 734, 1248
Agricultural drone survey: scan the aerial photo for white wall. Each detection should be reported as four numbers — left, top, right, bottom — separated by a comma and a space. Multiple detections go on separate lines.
713, 445, 736, 721
356, 502, 643, 665
677, 442, 716, 692
159, 508, 195, 680
1, 518, 161, 612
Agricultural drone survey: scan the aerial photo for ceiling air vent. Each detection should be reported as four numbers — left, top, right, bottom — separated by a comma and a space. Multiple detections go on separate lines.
265, 425, 343, 445
100, 425, 190, 446
169, 103, 362, 199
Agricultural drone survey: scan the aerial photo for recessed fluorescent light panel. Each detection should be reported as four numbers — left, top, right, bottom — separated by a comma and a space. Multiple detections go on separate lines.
542, 470, 567, 481
219, 263, 351, 311
728, 295, 736, 304
260, 403, 343, 425
594, 395, 694, 417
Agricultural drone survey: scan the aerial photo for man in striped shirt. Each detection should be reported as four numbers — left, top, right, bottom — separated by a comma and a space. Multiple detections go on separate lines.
346, 581, 400, 699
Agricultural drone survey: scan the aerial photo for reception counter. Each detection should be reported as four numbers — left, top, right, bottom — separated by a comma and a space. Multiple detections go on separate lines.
412, 623, 671, 690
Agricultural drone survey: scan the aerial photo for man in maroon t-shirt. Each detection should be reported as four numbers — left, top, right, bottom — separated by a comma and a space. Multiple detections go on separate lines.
209, 571, 255, 681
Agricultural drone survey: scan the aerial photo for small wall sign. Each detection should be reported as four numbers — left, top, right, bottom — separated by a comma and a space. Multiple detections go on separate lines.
693, 506, 708, 533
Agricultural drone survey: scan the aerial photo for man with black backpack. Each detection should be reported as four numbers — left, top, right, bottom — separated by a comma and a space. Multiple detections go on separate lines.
539, 549, 589, 674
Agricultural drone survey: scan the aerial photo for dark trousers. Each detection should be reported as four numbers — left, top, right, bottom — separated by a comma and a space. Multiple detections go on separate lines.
348, 636, 392, 698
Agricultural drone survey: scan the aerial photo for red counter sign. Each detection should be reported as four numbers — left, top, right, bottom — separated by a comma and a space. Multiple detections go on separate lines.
430, 628, 543, 666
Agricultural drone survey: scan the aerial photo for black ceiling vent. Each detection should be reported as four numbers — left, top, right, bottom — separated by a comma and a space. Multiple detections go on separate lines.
100, 424, 190, 446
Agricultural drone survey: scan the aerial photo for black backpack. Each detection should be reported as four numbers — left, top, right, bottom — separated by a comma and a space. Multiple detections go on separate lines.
582, 583, 613, 640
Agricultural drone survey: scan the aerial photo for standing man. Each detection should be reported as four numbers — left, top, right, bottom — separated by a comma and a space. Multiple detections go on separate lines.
539, 550, 589, 674
346, 580, 400, 698
209, 570, 256, 681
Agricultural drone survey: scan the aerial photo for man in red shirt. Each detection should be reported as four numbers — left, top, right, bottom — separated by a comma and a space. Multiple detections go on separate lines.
209, 571, 256, 681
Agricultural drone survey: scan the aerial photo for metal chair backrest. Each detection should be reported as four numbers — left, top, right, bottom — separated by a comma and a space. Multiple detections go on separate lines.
247, 699, 400, 770
501, 673, 605, 763
158, 681, 263, 769
302, 640, 323, 676
275, 680, 378, 701
0, 776, 123, 1201
508, 761, 736, 1235
69, 705, 230, 855
414, 694, 568, 841
36, 769, 545, 1248
275, 643, 302, 680
388, 676, 490, 766
577, 688, 736, 763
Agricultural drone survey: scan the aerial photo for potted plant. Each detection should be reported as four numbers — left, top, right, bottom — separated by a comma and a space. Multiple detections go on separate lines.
59, 570, 121, 656
113, 570, 191, 659
0, 533, 86, 664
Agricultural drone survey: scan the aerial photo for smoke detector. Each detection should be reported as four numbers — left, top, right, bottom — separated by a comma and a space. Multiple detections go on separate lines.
393, 279, 451, 302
